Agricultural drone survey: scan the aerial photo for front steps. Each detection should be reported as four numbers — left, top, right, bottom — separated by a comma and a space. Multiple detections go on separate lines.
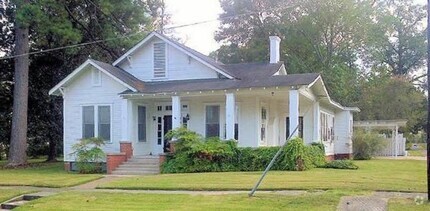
111, 156, 160, 175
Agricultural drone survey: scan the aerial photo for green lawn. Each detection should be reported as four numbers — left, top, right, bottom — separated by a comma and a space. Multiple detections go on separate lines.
0, 161, 102, 188
99, 159, 426, 192
388, 198, 430, 211
15, 190, 365, 211
407, 150, 425, 157
0, 189, 33, 203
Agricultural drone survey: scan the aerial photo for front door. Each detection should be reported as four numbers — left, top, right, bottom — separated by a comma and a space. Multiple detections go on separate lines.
163, 115, 172, 153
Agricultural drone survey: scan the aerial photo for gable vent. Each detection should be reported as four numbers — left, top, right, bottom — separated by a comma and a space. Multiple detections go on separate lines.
154, 43, 166, 78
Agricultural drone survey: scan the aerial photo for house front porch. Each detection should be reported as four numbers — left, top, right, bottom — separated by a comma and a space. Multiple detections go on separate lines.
119, 86, 329, 156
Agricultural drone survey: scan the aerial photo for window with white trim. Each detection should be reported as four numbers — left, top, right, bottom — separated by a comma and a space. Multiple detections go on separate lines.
153, 43, 166, 78
82, 106, 95, 138
138, 106, 147, 142
205, 105, 220, 137
82, 105, 111, 142
92, 69, 101, 86
320, 112, 334, 142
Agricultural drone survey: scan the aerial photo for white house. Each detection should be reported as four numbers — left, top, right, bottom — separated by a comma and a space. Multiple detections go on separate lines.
50, 31, 359, 167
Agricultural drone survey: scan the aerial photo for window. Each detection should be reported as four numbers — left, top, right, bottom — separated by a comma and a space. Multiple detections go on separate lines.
82, 105, 111, 142
261, 107, 267, 142
286, 117, 304, 139
205, 105, 220, 137
154, 43, 166, 78
98, 106, 111, 141
235, 105, 239, 140
138, 106, 146, 142
82, 106, 95, 138
320, 112, 334, 142
92, 69, 101, 86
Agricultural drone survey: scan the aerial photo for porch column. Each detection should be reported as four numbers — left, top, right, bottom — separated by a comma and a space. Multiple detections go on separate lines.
172, 96, 181, 129
225, 93, 235, 140
121, 98, 131, 141
289, 89, 299, 137
313, 101, 320, 141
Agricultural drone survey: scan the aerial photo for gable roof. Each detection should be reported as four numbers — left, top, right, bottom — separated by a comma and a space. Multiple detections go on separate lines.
112, 31, 235, 79
49, 59, 142, 96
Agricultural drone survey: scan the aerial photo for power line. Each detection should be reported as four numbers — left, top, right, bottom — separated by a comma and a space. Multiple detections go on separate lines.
0, 2, 293, 60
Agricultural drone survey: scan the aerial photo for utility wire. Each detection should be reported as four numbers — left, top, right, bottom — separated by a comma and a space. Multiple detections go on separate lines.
0, 2, 293, 60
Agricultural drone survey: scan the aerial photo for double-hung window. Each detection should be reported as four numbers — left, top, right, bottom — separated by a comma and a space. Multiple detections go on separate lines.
138, 106, 147, 142
82, 105, 111, 142
205, 105, 220, 137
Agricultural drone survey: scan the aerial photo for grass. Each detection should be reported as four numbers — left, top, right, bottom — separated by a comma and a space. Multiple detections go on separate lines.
15, 190, 365, 211
99, 159, 426, 192
407, 150, 425, 157
0, 188, 34, 203
0, 161, 102, 188
388, 198, 430, 211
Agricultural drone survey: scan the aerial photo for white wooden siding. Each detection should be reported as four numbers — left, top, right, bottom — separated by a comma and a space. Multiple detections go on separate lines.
334, 111, 353, 155
119, 37, 219, 81
63, 66, 127, 161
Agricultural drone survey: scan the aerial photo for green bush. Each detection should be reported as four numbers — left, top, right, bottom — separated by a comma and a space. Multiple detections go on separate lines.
70, 137, 106, 174
307, 142, 326, 167
162, 128, 326, 173
323, 160, 358, 170
353, 129, 386, 160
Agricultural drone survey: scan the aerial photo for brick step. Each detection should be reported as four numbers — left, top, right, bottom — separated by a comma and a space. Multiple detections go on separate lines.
111, 170, 159, 175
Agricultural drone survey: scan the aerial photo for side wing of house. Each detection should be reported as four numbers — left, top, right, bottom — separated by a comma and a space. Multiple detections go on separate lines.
114, 32, 231, 81
53, 63, 130, 162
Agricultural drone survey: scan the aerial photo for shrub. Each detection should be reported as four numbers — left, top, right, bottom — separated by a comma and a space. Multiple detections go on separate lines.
284, 137, 312, 171
236, 147, 283, 171
70, 137, 105, 173
307, 142, 326, 167
323, 160, 358, 170
353, 129, 386, 160
162, 128, 326, 173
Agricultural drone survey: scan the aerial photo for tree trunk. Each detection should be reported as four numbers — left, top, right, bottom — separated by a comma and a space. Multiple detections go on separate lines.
7, 18, 30, 167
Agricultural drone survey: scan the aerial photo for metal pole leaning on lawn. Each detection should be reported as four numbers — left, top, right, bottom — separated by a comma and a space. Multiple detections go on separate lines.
248, 124, 300, 197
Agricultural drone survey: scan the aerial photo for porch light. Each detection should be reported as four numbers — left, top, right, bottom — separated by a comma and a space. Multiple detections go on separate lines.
152, 116, 156, 121
185, 114, 190, 121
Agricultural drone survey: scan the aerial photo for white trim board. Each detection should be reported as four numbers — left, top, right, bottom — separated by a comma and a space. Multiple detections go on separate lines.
49, 59, 137, 96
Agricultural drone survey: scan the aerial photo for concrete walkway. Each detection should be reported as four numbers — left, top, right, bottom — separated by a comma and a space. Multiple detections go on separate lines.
337, 191, 427, 211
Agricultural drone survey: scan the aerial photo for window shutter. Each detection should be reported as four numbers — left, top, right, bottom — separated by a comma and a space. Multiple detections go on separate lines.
154, 43, 166, 78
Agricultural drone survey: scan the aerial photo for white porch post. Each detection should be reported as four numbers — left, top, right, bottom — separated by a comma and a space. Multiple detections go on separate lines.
289, 89, 299, 137
226, 93, 235, 140
172, 96, 181, 129
121, 98, 131, 141
313, 101, 320, 141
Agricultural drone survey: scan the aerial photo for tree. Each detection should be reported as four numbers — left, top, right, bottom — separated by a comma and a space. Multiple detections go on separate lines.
214, 0, 375, 105
2, 0, 164, 164
8, 0, 31, 166
364, 0, 427, 76
356, 69, 427, 133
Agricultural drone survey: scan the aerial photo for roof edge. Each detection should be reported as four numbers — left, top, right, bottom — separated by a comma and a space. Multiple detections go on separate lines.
49, 59, 137, 96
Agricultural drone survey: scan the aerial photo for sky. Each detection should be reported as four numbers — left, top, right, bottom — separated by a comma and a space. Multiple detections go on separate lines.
165, 0, 428, 55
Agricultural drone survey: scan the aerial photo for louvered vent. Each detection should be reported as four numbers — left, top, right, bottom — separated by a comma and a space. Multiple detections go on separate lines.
154, 43, 166, 78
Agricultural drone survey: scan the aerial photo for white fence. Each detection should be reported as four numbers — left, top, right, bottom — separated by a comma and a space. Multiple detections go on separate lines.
377, 133, 406, 157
